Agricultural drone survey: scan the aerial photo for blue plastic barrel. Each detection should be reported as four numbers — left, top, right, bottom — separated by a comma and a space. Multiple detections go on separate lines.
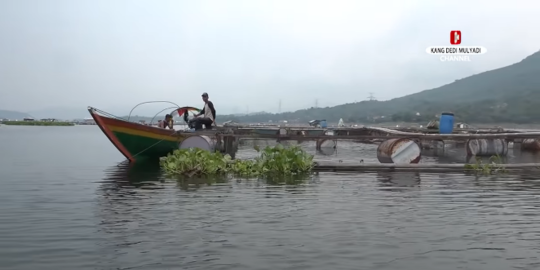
320, 120, 327, 128
439, 112, 454, 134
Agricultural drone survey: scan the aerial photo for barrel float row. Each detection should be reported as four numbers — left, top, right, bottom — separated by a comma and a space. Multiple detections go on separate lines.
466, 139, 508, 156
378, 138, 510, 159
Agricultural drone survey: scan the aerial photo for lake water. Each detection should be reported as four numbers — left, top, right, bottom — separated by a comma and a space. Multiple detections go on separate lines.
1, 125, 540, 270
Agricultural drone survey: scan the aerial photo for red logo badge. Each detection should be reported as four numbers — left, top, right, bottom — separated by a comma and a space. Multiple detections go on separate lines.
450, 30, 461, 45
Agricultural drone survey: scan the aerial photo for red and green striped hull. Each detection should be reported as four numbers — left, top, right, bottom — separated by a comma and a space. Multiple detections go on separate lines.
89, 107, 185, 162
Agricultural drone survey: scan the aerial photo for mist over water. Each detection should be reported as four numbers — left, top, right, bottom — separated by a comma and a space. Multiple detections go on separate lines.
1, 126, 540, 270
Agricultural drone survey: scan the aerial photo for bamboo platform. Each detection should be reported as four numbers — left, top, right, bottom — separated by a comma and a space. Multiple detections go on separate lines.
218, 132, 540, 141
179, 126, 540, 141
313, 161, 540, 172
175, 125, 540, 159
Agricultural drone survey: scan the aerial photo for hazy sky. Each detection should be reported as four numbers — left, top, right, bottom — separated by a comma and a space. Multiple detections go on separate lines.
1, 0, 540, 116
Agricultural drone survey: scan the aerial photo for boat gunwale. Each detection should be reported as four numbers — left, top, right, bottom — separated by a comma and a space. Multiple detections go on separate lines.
91, 109, 184, 135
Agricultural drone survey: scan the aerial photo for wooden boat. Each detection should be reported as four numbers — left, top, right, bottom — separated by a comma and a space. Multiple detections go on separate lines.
88, 106, 199, 162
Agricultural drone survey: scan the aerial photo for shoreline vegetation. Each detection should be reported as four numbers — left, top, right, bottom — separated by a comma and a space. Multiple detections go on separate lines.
1, 121, 74, 126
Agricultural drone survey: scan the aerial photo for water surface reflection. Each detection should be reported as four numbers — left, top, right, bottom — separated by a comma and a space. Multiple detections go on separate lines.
376, 172, 421, 191
92, 165, 540, 269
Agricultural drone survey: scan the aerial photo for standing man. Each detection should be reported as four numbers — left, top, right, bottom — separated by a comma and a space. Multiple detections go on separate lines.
189, 92, 216, 130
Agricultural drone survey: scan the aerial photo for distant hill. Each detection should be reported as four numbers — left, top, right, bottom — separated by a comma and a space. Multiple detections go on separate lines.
0, 110, 31, 120
5, 51, 540, 124
220, 50, 540, 124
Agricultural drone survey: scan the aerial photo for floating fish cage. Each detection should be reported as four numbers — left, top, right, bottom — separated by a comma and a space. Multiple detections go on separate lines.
173, 125, 540, 164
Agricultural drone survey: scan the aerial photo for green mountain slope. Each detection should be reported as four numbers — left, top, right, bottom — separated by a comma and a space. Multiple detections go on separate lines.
221, 51, 540, 124
0, 110, 31, 120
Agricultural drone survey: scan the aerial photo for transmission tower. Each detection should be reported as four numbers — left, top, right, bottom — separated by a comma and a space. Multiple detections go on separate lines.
278, 99, 282, 113
315, 99, 318, 108
367, 92, 377, 101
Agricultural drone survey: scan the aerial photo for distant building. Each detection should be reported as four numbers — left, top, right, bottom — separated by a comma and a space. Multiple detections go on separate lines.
40, 118, 56, 122
82, 118, 96, 125
23, 117, 35, 121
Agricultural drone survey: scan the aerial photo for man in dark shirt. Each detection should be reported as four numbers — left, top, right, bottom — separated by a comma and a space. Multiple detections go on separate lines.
189, 92, 216, 130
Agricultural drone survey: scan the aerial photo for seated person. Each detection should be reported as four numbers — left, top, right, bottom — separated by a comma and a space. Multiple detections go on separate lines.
159, 114, 174, 129
188, 92, 216, 130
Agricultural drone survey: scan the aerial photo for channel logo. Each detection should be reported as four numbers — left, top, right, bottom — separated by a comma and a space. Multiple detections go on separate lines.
450, 30, 461, 45
425, 31, 487, 61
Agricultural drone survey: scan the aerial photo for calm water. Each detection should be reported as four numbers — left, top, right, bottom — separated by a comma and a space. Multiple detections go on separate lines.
1, 125, 540, 270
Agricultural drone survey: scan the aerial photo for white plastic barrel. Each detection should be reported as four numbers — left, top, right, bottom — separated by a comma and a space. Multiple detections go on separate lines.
179, 135, 216, 152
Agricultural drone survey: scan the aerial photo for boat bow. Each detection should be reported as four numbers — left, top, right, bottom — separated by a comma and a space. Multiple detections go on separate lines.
88, 106, 183, 162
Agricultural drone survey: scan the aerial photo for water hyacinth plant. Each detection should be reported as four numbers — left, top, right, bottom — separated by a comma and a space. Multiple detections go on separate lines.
254, 144, 314, 175
464, 155, 507, 175
159, 145, 314, 178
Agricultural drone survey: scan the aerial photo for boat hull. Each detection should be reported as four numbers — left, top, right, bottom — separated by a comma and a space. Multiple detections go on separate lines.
89, 107, 184, 162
